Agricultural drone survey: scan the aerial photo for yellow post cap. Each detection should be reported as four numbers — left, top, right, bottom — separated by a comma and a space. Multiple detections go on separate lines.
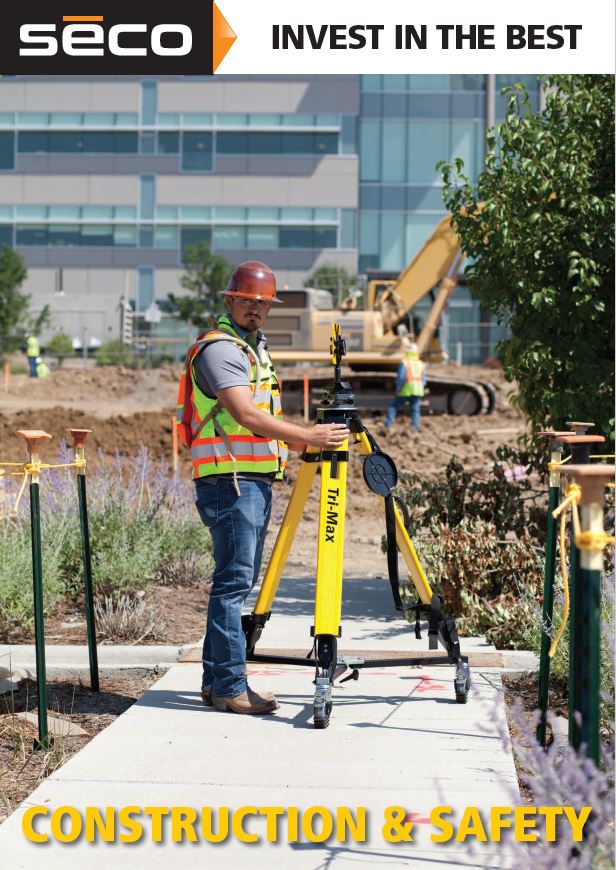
563, 464, 615, 506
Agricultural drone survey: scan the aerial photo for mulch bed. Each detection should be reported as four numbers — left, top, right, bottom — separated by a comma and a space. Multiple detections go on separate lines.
0, 673, 159, 823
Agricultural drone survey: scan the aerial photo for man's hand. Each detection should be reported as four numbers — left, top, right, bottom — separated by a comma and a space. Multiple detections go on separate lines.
304, 423, 350, 448
215, 385, 350, 448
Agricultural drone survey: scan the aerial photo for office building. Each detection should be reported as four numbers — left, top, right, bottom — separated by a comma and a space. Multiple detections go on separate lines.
0, 74, 539, 361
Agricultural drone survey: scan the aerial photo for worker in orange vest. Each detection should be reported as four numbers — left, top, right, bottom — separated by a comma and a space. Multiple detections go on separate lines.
384, 343, 426, 432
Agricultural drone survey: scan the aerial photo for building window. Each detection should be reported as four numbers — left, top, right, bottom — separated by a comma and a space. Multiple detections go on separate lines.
16, 225, 48, 245
18, 131, 139, 154
181, 132, 213, 171
156, 132, 180, 154
137, 267, 154, 313
0, 224, 13, 246
48, 224, 81, 246
216, 131, 338, 156
140, 175, 155, 221
180, 227, 212, 259
154, 226, 179, 249
141, 81, 157, 126
80, 225, 115, 246
0, 132, 15, 170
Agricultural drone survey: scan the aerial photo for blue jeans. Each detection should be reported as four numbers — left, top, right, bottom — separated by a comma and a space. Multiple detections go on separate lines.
385, 395, 421, 431
28, 356, 38, 378
195, 476, 272, 698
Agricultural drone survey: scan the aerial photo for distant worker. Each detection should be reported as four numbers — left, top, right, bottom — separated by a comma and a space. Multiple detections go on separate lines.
340, 287, 362, 310
384, 343, 426, 432
36, 358, 50, 378
26, 334, 40, 378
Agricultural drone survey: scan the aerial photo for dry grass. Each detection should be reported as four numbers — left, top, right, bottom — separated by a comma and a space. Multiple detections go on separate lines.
94, 593, 166, 643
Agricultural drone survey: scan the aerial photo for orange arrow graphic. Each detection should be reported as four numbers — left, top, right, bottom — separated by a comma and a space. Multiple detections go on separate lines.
213, 2, 237, 72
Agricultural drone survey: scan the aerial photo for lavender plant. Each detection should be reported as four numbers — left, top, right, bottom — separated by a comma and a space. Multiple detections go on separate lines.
496, 574, 615, 868
0, 444, 211, 638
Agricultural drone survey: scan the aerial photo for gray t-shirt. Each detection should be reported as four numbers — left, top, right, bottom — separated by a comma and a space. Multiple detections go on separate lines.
194, 319, 265, 398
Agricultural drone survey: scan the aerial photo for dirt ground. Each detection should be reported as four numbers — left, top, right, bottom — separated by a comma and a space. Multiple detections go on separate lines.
0, 359, 525, 484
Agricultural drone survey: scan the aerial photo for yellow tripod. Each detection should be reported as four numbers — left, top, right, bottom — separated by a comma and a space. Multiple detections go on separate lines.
243, 324, 470, 728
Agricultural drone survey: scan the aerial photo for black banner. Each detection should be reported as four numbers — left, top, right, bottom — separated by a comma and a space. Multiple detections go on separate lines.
0, 2, 214, 74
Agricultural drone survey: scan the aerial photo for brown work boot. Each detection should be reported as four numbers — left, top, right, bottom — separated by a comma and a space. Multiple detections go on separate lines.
202, 686, 276, 708
212, 688, 279, 714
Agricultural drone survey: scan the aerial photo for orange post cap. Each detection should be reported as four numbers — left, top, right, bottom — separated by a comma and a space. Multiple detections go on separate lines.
67, 428, 93, 449
16, 430, 52, 453
555, 434, 605, 445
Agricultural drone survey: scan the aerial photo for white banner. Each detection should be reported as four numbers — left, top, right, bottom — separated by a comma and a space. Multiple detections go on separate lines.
215, 0, 615, 74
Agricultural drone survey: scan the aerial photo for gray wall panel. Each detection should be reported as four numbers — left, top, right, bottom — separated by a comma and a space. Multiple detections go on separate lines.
157, 157, 358, 207
0, 81, 138, 112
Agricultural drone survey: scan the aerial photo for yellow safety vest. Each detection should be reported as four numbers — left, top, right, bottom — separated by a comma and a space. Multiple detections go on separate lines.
398, 355, 425, 398
27, 336, 40, 358
176, 315, 287, 481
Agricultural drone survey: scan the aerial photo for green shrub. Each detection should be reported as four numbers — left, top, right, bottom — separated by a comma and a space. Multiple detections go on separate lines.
410, 519, 544, 648
398, 447, 548, 543
0, 517, 67, 637
46, 332, 73, 367
95, 339, 136, 367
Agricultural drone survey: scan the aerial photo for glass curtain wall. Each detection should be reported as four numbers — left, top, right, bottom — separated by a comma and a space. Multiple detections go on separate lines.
358, 74, 539, 362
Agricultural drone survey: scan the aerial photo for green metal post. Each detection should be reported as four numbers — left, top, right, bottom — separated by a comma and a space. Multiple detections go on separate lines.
569, 530, 581, 747
68, 430, 99, 693
536, 459, 560, 747
577, 562, 601, 763
29, 474, 49, 749
567, 441, 592, 749
565, 465, 613, 766
77, 471, 99, 692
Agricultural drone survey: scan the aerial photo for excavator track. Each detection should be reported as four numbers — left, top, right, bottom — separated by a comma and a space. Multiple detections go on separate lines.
276, 367, 495, 417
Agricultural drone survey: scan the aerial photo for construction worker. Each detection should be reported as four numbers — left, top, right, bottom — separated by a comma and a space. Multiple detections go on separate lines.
26, 334, 40, 378
178, 261, 349, 715
384, 343, 426, 432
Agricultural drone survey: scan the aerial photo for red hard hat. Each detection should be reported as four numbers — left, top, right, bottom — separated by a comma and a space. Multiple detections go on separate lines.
220, 261, 283, 303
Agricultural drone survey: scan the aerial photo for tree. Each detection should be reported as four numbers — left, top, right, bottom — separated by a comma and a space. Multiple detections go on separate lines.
47, 331, 74, 367
168, 241, 234, 330
304, 264, 358, 304
0, 246, 29, 361
439, 75, 614, 442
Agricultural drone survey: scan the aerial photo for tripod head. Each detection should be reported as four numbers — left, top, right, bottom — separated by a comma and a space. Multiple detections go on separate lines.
329, 323, 346, 389
318, 323, 355, 417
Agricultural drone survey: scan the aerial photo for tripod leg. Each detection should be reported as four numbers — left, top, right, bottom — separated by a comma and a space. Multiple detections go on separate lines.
244, 450, 319, 653
313, 443, 348, 728
354, 431, 432, 603
314, 445, 347, 637
354, 430, 471, 703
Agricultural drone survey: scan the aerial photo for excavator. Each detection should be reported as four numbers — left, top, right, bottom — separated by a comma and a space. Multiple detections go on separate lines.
265, 213, 497, 417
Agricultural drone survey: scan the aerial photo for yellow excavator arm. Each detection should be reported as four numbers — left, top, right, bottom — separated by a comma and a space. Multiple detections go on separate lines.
366, 209, 484, 358
367, 213, 463, 312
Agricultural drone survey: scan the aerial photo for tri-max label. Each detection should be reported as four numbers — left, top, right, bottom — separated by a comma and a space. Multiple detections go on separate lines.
325, 487, 339, 543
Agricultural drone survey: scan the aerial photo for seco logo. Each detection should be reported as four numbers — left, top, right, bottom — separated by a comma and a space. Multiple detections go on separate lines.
19, 16, 193, 57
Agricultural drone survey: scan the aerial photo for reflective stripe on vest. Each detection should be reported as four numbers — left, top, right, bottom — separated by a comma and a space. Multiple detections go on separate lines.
185, 315, 287, 480
398, 357, 425, 398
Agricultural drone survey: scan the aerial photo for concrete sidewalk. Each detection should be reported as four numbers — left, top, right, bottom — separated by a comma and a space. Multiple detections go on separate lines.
0, 576, 526, 868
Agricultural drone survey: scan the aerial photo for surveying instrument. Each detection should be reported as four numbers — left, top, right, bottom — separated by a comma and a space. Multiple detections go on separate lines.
242, 324, 471, 728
